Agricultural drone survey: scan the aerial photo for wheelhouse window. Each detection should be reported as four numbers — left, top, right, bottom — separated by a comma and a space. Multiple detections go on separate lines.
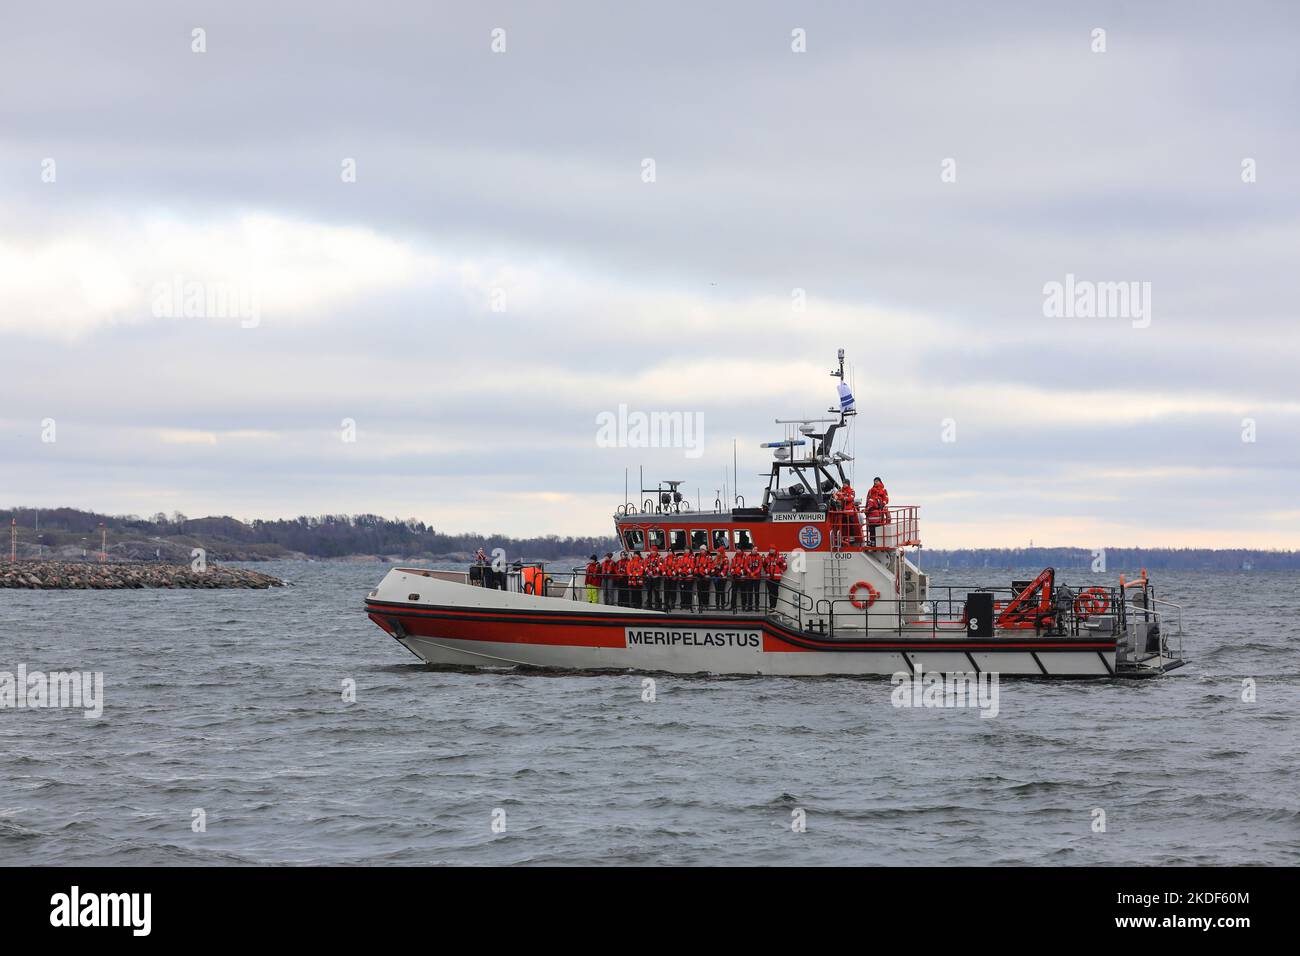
689, 529, 709, 551
712, 529, 729, 550
647, 527, 666, 550
734, 528, 754, 550
623, 528, 645, 551
668, 529, 687, 551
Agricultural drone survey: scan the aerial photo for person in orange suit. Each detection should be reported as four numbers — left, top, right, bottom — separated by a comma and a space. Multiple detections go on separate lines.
762, 547, 786, 611
738, 548, 760, 611
835, 482, 863, 547
674, 548, 695, 611
710, 546, 729, 610
615, 550, 630, 606
729, 547, 748, 611
865, 477, 889, 547
693, 545, 713, 611
627, 550, 645, 609
599, 552, 616, 604
644, 546, 662, 610
584, 554, 601, 603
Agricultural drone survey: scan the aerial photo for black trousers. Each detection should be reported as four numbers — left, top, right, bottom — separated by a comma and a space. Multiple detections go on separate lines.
712, 577, 726, 609
766, 580, 779, 610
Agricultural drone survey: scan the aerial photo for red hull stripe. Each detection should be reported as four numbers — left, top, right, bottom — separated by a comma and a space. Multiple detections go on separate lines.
365, 601, 1116, 654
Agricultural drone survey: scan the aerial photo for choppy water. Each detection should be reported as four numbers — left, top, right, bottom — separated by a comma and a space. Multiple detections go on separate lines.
1, 562, 1297, 865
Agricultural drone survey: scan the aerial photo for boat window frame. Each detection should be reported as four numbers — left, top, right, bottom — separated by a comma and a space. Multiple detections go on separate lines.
734, 528, 754, 550
623, 528, 646, 551
712, 529, 730, 550
647, 527, 666, 550
668, 528, 687, 551
689, 528, 709, 551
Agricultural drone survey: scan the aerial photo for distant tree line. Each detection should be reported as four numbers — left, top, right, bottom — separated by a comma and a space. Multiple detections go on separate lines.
4, 508, 1296, 568
2, 507, 617, 562
920, 547, 1299, 571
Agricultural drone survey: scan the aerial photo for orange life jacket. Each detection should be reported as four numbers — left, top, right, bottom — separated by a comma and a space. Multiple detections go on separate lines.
522, 566, 543, 593
627, 555, 645, 586
585, 560, 601, 584
865, 486, 890, 525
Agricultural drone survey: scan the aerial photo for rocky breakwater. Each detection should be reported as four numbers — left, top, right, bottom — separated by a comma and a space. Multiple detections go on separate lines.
0, 561, 285, 589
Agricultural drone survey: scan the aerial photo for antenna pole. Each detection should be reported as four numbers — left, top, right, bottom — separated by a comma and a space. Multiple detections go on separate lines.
732, 439, 738, 505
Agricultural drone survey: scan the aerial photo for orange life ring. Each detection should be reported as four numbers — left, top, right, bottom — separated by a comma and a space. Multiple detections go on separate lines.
849, 580, 880, 609
1074, 587, 1110, 618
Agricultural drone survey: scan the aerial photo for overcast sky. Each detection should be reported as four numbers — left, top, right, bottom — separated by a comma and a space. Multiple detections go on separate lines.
2, 1, 1297, 548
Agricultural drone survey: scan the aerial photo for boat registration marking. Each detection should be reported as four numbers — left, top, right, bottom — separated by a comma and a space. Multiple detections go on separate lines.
625, 627, 762, 649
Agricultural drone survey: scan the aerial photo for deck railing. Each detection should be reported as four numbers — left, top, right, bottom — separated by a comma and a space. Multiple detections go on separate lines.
445, 564, 1154, 647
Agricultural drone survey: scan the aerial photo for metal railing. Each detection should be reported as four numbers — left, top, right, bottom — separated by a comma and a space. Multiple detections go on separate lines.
831, 504, 922, 551
1123, 597, 1184, 662
470, 563, 816, 617
454, 564, 1158, 646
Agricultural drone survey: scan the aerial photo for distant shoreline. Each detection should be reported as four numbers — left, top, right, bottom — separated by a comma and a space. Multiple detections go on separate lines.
3, 506, 1296, 571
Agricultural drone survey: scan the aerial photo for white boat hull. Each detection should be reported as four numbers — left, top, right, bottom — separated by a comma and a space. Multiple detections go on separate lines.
366, 569, 1131, 677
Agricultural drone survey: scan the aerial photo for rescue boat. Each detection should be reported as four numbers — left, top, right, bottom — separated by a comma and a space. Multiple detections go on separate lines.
365, 352, 1186, 678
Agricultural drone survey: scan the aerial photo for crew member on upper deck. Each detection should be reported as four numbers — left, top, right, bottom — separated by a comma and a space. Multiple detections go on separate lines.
865, 477, 889, 547
584, 554, 601, 603
835, 482, 863, 547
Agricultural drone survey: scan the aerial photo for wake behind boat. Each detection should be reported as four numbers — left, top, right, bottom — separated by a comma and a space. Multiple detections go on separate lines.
365, 351, 1186, 678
